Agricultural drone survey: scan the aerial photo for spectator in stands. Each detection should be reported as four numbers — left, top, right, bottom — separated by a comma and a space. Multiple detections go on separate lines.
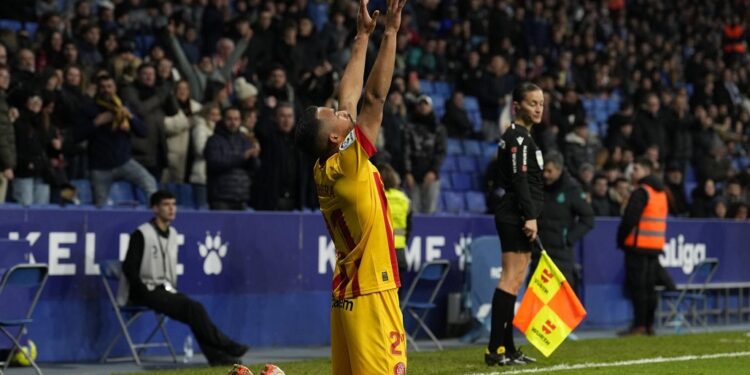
633, 93, 667, 158
382, 90, 408, 175
697, 143, 732, 184
612, 177, 632, 215
665, 163, 690, 217
12, 92, 53, 205
665, 91, 693, 169
77, 24, 102, 68
404, 95, 446, 214
690, 179, 718, 218
713, 198, 728, 219
204, 106, 258, 211
478, 55, 512, 140
0, 65, 15, 203
535, 151, 594, 290
79, 75, 157, 206
56, 65, 95, 180
121, 190, 248, 366
442, 90, 474, 138
564, 120, 598, 178
162, 80, 202, 184
728, 202, 748, 220
260, 65, 296, 113
253, 103, 314, 211
591, 174, 620, 217
576, 162, 595, 192
234, 77, 258, 113
724, 178, 745, 206
552, 87, 587, 150
121, 63, 169, 180
9, 49, 38, 106
617, 157, 668, 336
189, 104, 220, 210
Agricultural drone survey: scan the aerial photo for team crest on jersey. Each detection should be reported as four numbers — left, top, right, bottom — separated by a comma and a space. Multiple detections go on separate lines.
394, 362, 406, 375
339, 130, 356, 150
516, 136, 525, 145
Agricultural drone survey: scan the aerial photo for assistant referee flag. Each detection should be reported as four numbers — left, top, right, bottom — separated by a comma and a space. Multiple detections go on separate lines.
513, 249, 587, 357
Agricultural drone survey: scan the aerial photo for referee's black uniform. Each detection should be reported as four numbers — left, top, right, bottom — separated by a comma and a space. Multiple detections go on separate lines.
494, 123, 545, 250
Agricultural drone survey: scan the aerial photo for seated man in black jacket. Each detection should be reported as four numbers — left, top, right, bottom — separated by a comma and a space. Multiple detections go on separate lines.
533, 151, 594, 291
120, 190, 248, 365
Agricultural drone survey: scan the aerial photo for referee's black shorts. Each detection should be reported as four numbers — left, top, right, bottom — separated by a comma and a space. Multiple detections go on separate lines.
495, 218, 533, 253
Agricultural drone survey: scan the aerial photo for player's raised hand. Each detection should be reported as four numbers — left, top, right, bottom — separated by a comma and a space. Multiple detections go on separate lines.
385, 0, 407, 32
357, 0, 380, 36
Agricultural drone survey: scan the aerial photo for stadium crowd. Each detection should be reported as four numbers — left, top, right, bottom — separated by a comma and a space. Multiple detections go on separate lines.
0, 0, 748, 219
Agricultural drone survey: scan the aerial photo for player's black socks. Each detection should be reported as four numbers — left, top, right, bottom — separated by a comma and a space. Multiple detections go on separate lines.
488, 288, 516, 353
503, 292, 518, 353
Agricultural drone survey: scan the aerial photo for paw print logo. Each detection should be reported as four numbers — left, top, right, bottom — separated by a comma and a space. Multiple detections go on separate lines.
198, 231, 228, 275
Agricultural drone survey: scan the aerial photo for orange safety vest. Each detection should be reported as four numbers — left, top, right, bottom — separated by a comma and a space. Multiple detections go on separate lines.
624, 184, 667, 251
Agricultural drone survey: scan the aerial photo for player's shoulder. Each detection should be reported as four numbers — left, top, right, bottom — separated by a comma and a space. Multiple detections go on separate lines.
339, 129, 357, 151
502, 124, 530, 146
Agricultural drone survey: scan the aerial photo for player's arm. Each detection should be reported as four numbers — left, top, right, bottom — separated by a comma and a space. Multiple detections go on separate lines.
357, 0, 407, 145
337, 0, 379, 119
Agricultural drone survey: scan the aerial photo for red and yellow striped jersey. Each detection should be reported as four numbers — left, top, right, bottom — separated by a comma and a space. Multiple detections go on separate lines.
314, 126, 400, 299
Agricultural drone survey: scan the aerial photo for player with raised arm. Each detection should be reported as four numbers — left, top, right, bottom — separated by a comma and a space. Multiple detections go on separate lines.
294, 0, 408, 374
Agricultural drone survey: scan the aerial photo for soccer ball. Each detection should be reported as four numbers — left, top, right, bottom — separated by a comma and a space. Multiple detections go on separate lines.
11, 340, 37, 366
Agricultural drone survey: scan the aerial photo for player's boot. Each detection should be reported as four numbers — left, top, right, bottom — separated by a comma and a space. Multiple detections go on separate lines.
484, 347, 509, 366
507, 348, 536, 365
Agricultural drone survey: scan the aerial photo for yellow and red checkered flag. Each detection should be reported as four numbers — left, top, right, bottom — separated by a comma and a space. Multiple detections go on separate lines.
513, 246, 587, 357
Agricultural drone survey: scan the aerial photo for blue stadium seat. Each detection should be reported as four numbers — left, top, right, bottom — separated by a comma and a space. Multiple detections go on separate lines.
419, 80, 434, 95
430, 94, 445, 119
463, 96, 479, 112
465, 191, 487, 214
473, 173, 483, 190
482, 142, 498, 158
434, 81, 453, 97
462, 139, 482, 156
607, 97, 621, 113
308, 2, 329, 30
165, 183, 195, 208
0, 19, 22, 32
451, 172, 473, 191
440, 155, 458, 173
581, 98, 594, 112
684, 182, 697, 204
468, 111, 483, 132
456, 155, 478, 173
442, 191, 465, 214
109, 181, 136, 205
135, 35, 155, 57
70, 179, 93, 205
440, 174, 452, 190
685, 164, 696, 183
446, 138, 463, 155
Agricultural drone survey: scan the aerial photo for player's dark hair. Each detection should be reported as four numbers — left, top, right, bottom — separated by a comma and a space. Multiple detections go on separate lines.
295, 106, 323, 157
512, 82, 542, 103
150, 190, 176, 207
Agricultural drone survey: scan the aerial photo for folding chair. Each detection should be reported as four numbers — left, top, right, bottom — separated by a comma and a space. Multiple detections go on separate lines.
0, 263, 49, 375
401, 260, 451, 351
100, 260, 177, 365
661, 258, 719, 332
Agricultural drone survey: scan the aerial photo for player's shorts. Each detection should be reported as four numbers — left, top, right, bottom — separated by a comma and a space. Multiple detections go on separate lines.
495, 220, 533, 252
331, 288, 407, 375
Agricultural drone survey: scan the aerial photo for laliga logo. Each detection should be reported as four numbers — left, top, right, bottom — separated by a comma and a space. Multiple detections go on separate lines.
198, 231, 228, 275
659, 234, 706, 274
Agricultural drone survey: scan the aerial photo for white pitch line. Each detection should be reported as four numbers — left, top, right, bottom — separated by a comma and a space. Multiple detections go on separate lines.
468, 351, 750, 375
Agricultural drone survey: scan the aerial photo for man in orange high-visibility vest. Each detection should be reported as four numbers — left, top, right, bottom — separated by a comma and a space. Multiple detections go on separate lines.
616, 157, 668, 336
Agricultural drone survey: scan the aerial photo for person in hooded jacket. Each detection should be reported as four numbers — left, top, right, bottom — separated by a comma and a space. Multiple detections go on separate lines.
617, 157, 668, 336
533, 151, 594, 291
403, 95, 446, 214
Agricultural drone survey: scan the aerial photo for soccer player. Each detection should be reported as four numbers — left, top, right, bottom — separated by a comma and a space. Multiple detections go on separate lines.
294, 0, 407, 374
487, 83, 545, 366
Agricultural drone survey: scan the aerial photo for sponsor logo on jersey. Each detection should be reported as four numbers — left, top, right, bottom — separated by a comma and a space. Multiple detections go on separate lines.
331, 298, 354, 311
